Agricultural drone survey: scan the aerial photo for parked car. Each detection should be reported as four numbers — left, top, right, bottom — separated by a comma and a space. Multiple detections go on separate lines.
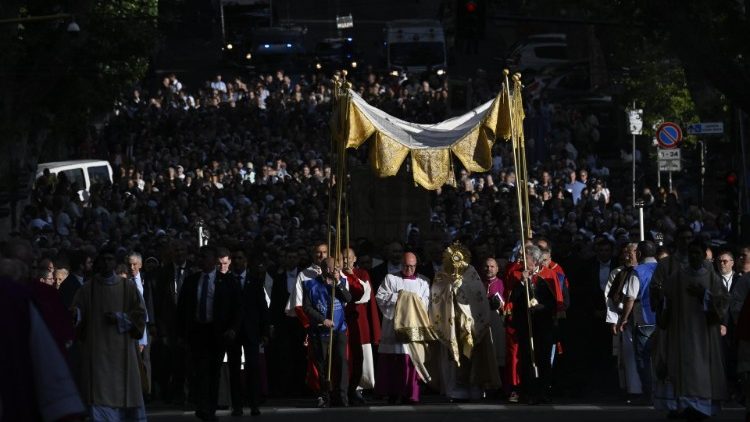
507, 41, 570, 72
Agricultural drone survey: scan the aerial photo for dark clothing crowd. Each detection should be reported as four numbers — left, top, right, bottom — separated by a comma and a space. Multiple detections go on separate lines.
2, 67, 749, 422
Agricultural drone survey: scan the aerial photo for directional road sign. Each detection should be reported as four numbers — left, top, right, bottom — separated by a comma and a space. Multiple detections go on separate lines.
656, 122, 683, 149
686, 122, 724, 136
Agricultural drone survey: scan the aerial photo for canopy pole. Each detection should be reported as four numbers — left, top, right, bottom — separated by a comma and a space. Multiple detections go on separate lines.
328, 75, 351, 389
505, 69, 538, 379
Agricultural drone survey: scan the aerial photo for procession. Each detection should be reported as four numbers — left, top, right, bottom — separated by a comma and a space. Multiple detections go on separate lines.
2, 1, 750, 422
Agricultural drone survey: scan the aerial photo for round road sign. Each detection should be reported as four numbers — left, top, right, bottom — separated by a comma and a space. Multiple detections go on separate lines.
656, 122, 683, 149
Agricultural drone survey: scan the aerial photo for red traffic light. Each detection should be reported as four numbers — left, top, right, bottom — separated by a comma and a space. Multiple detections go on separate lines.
465, 0, 477, 12
727, 172, 738, 186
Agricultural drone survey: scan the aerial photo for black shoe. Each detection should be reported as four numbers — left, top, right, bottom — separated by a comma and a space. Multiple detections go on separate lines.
666, 410, 683, 420
387, 395, 398, 405
349, 390, 366, 405
250, 407, 261, 416
316, 396, 329, 408
197, 412, 218, 422
231, 408, 244, 417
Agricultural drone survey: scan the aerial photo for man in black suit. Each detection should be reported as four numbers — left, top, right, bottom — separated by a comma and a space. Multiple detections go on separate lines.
567, 235, 615, 394
268, 247, 307, 397
177, 246, 241, 422
717, 250, 745, 398
58, 250, 94, 309
228, 249, 269, 416
126, 251, 157, 397
369, 241, 404, 292
154, 239, 190, 404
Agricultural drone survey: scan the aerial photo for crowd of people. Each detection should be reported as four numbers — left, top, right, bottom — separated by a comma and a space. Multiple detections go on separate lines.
1, 66, 749, 422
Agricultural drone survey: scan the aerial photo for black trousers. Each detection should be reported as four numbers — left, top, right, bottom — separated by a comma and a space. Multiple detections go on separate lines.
517, 319, 554, 400
154, 337, 188, 403
227, 336, 261, 410
310, 330, 348, 405
190, 323, 223, 417
268, 316, 308, 397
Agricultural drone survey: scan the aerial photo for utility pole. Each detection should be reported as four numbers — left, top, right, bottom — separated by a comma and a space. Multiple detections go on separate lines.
628, 103, 643, 207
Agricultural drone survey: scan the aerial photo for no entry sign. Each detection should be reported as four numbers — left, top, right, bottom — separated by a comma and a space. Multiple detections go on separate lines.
656, 122, 683, 149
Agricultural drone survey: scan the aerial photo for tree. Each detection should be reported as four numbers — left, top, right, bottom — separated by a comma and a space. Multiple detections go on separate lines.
0, 0, 158, 229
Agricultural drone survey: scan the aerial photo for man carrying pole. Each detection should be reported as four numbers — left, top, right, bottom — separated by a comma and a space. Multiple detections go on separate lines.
506, 245, 558, 404
302, 257, 352, 407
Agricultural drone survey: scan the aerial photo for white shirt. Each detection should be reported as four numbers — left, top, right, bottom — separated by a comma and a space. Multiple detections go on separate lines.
131, 272, 149, 346
604, 266, 638, 324
237, 270, 247, 289
721, 272, 734, 292
285, 269, 298, 294
599, 260, 611, 291
286, 266, 320, 316
196, 270, 217, 322
263, 273, 273, 308
174, 262, 187, 303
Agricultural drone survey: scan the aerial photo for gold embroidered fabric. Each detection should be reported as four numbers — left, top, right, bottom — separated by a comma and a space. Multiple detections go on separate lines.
336, 88, 514, 190
411, 149, 453, 190
429, 265, 492, 364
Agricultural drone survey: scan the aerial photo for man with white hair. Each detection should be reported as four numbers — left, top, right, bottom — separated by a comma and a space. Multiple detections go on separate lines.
505, 245, 559, 405
127, 251, 156, 397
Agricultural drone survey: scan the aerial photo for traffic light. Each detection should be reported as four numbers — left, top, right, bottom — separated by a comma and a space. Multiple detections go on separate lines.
724, 171, 740, 212
465, 0, 477, 13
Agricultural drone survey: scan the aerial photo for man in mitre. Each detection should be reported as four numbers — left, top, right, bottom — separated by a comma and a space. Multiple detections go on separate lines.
429, 242, 501, 401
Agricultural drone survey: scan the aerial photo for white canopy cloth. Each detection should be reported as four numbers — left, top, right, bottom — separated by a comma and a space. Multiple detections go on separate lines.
335, 88, 512, 190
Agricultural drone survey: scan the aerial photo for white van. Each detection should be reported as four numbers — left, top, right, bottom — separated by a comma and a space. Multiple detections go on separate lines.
36, 160, 113, 201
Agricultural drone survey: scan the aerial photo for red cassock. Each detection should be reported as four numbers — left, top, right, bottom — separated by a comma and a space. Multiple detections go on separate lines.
344, 268, 381, 389
345, 268, 382, 345
503, 261, 522, 389
502, 261, 565, 389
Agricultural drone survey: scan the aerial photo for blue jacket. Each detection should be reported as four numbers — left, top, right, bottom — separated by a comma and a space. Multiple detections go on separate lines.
302, 276, 352, 334
634, 261, 658, 325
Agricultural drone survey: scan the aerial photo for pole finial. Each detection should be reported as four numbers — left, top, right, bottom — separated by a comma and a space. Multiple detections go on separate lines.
502, 69, 510, 76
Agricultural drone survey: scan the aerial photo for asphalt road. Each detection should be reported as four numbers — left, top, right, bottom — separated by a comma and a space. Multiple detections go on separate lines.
148, 402, 745, 422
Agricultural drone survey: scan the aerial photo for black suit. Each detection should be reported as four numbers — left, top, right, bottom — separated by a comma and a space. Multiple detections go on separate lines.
133, 272, 157, 395
267, 267, 307, 396
227, 270, 270, 411
177, 270, 241, 419
370, 262, 399, 293
567, 258, 614, 393
58, 274, 84, 309
154, 262, 189, 403
722, 272, 745, 394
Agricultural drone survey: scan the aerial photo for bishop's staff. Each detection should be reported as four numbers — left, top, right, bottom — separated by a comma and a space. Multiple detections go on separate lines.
503, 69, 539, 378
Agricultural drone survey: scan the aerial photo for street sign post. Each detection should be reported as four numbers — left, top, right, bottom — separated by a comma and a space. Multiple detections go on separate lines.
656, 122, 683, 149
628, 107, 643, 206
658, 148, 681, 171
628, 109, 643, 135
686, 122, 724, 136
336, 14, 354, 29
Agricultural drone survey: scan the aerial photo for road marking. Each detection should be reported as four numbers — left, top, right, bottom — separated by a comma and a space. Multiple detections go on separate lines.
275, 408, 324, 413
458, 404, 509, 411
369, 405, 416, 412
552, 405, 602, 411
